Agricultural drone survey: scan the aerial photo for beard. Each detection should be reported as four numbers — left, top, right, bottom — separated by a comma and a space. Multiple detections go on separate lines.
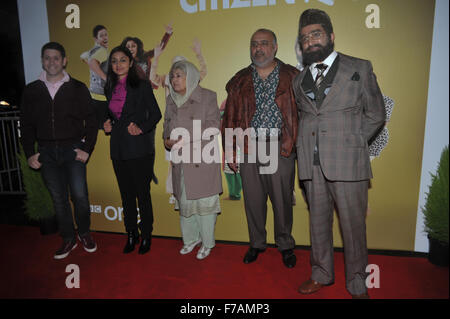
302, 39, 334, 66
251, 51, 275, 68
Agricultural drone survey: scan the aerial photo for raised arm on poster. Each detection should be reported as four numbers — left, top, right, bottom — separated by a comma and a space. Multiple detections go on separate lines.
121, 23, 173, 83
150, 37, 208, 96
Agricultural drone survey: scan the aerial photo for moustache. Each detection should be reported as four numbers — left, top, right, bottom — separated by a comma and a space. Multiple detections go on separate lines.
305, 44, 324, 52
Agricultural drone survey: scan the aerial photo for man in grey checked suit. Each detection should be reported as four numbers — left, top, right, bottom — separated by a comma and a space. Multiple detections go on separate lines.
293, 9, 386, 298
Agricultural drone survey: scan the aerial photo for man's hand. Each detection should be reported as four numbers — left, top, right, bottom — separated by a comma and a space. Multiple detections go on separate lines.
128, 122, 143, 136
74, 149, 89, 163
103, 119, 112, 133
27, 153, 41, 169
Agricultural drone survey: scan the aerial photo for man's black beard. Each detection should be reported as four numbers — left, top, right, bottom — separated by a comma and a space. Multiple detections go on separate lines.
302, 40, 334, 66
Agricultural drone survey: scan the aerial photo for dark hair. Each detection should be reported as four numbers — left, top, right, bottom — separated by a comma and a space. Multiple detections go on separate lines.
120, 36, 144, 62
93, 25, 107, 38
41, 42, 66, 59
104, 46, 140, 99
298, 9, 334, 36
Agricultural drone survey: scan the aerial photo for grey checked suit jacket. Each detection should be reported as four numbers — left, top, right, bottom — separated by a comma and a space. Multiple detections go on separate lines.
293, 53, 386, 181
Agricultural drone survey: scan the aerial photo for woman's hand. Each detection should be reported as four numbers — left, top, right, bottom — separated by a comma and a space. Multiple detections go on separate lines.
103, 119, 112, 133
164, 138, 181, 150
128, 122, 143, 135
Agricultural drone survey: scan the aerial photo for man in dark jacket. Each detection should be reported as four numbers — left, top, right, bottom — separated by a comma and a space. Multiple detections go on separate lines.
21, 42, 98, 259
221, 29, 299, 268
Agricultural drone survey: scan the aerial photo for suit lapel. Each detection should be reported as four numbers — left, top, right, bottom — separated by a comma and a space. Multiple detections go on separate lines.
296, 68, 317, 114
321, 53, 354, 111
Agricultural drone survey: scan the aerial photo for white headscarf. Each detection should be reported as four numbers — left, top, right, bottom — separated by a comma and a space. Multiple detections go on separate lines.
164, 56, 187, 88
169, 60, 201, 108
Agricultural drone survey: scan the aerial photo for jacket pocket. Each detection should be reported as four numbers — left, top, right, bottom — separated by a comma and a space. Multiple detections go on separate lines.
344, 134, 365, 148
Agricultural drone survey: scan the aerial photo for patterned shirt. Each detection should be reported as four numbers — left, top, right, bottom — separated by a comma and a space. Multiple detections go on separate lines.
251, 62, 283, 138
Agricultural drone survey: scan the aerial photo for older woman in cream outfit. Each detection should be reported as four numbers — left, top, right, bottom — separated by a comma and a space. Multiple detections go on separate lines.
163, 60, 222, 260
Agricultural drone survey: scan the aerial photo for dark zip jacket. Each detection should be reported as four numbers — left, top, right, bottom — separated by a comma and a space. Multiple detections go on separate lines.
20, 77, 98, 159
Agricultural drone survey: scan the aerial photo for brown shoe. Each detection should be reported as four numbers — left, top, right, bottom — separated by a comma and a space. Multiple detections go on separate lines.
352, 292, 370, 299
298, 279, 324, 294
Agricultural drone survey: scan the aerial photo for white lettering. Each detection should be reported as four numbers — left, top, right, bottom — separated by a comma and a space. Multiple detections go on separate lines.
253, 0, 267, 6
231, 0, 251, 9
65, 264, 80, 288
366, 264, 380, 288
180, 0, 305, 13
180, 0, 198, 13
256, 137, 279, 175
104, 206, 117, 221
365, 4, 380, 28
193, 120, 202, 163
170, 127, 191, 164
104, 206, 123, 221
202, 128, 221, 164
65, 4, 80, 29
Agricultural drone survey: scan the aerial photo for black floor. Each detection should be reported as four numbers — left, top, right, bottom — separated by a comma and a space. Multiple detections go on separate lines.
0, 194, 37, 226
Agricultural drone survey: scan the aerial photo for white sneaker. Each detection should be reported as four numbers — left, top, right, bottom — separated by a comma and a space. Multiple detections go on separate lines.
196, 245, 211, 260
179, 239, 202, 255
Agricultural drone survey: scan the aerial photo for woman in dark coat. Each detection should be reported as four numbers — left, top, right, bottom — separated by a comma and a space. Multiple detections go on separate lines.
103, 46, 161, 254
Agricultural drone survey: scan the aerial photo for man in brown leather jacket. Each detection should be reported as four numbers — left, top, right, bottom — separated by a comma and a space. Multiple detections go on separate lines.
221, 29, 299, 268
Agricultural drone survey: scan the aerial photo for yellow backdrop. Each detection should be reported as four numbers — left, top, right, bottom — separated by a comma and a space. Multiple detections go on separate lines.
46, 0, 435, 251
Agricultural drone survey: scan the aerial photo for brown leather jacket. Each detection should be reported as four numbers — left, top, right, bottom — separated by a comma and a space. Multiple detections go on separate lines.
221, 59, 299, 161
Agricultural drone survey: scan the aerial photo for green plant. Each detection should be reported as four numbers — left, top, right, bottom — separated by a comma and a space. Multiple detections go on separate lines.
17, 144, 54, 220
423, 145, 449, 244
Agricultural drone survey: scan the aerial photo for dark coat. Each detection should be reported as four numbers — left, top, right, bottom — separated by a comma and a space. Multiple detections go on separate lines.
106, 80, 162, 160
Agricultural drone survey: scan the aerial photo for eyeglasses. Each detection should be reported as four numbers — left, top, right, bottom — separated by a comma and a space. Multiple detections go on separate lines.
299, 30, 324, 45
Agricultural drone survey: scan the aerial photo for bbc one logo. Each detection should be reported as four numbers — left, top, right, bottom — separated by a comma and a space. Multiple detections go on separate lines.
91, 204, 129, 221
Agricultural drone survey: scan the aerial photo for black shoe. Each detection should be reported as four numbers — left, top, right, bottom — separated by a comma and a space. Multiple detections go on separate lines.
123, 231, 139, 254
138, 238, 151, 254
78, 233, 97, 253
243, 247, 265, 264
54, 239, 77, 259
281, 249, 296, 268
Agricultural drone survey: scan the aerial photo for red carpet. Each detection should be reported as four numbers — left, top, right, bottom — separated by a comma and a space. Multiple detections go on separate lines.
0, 224, 448, 299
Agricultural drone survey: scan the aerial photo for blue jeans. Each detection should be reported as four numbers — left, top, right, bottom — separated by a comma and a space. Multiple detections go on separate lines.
39, 144, 91, 242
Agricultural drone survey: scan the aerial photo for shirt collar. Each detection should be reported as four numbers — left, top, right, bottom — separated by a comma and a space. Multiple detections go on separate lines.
252, 60, 280, 81
118, 75, 127, 85
39, 70, 70, 85
309, 50, 338, 74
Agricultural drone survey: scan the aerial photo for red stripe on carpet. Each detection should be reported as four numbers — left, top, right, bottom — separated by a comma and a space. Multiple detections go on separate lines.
0, 224, 447, 299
